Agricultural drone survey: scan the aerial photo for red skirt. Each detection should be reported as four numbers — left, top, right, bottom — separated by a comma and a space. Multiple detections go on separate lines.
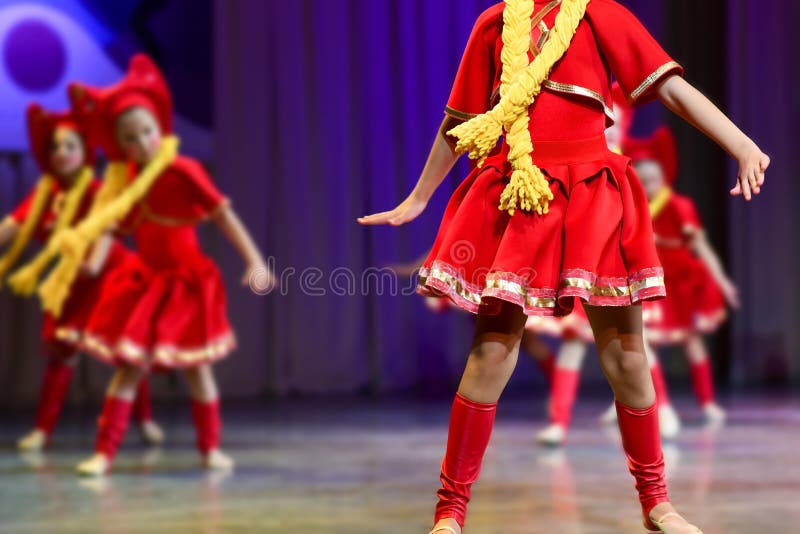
79, 253, 236, 370
643, 251, 726, 345
418, 135, 665, 317
44, 243, 132, 360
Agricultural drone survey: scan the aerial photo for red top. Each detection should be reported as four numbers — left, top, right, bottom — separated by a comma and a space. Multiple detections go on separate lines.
11, 180, 101, 242
121, 156, 228, 269
446, 0, 682, 141
652, 190, 702, 267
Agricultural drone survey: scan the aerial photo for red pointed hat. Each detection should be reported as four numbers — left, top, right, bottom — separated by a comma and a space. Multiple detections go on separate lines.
624, 126, 678, 185
26, 103, 93, 174
68, 54, 173, 161
610, 81, 633, 142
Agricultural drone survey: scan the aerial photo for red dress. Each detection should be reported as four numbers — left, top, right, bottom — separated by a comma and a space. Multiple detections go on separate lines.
11, 180, 134, 359
418, 0, 682, 317
643, 190, 726, 344
79, 156, 236, 369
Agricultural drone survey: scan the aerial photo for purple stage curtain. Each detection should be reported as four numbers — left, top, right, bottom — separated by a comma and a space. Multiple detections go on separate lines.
214, 0, 501, 394
727, 0, 800, 385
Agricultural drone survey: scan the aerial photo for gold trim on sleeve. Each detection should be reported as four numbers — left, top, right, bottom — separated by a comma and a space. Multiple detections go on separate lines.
630, 61, 682, 102
542, 80, 615, 120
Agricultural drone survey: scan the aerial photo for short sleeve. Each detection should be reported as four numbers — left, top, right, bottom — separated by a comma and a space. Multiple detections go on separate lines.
445, 12, 498, 120
180, 160, 227, 216
674, 196, 703, 232
589, 0, 683, 104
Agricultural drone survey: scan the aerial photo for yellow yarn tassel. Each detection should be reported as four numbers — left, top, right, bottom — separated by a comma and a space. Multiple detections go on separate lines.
448, 0, 591, 216
8, 166, 94, 296
38, 136, 180, 317
0, 176, 54, 287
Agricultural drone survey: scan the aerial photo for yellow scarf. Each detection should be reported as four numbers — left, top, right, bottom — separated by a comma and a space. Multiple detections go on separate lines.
1, 166, 94, 290
448, 0, 591, 216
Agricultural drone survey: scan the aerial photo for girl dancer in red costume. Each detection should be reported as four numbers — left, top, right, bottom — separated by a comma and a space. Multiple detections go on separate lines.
359, 1, 768, 532
533, 85, 681, 446
30, 55, 274, 476
0, 103, 163, 452
627, 127, 739, 424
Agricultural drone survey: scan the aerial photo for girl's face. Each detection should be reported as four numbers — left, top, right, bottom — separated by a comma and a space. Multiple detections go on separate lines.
49, 127, 85, 177
635, 160, 666, 200
115, 107, 163, 165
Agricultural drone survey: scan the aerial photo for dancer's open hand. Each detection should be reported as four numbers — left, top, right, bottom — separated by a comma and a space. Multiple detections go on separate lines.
730, 144, 769, 201
357, 194, 427, 226
244, 263, 276, 295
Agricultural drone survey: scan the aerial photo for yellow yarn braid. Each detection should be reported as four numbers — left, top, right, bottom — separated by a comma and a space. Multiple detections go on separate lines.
8, 166, 94, 296
0, 176, 55, 287
448, 0, 590, 216
38, 135, 180, 317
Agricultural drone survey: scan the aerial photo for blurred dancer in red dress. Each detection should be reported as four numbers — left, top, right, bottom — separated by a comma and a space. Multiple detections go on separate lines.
0, 103, 163, 452
30, 55, 275, 476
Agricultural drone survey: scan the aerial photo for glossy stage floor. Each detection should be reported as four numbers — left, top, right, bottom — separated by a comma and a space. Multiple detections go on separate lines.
1, 390, 798, 533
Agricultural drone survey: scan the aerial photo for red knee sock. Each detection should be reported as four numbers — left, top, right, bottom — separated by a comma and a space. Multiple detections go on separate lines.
615, 401, 669, 527
435, 393, 497, 527
191, 399, 222, 455
650, 361, 671, 407
132, 377, 154, 423
536, 351, 556, 382
690, 360, 716, 406
95, 397, 133, 459
34, 359, 75, 437
549, 368, 580, 427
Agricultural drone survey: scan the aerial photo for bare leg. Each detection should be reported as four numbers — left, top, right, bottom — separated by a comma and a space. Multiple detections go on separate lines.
584, 304, 700, 533
431, 301, 527, 534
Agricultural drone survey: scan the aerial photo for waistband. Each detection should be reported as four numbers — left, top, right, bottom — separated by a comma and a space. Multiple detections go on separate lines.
531, 135, 611, 165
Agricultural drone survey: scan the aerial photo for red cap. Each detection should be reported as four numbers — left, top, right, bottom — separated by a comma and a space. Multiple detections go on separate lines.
624, 126, 678, 185
68, 54, 173, 161
610, 81, 633, 142
26, 103, 93, 174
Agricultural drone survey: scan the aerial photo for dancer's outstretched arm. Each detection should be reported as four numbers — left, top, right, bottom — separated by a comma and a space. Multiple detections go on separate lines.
211, 205, 275, 291
357, 117, 464, 227
690, 231, 740, 308
656, 76, 770, 200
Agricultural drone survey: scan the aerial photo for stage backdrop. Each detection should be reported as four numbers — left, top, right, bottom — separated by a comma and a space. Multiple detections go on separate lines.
726, 0, 800, 386
1, 0, 796, 405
